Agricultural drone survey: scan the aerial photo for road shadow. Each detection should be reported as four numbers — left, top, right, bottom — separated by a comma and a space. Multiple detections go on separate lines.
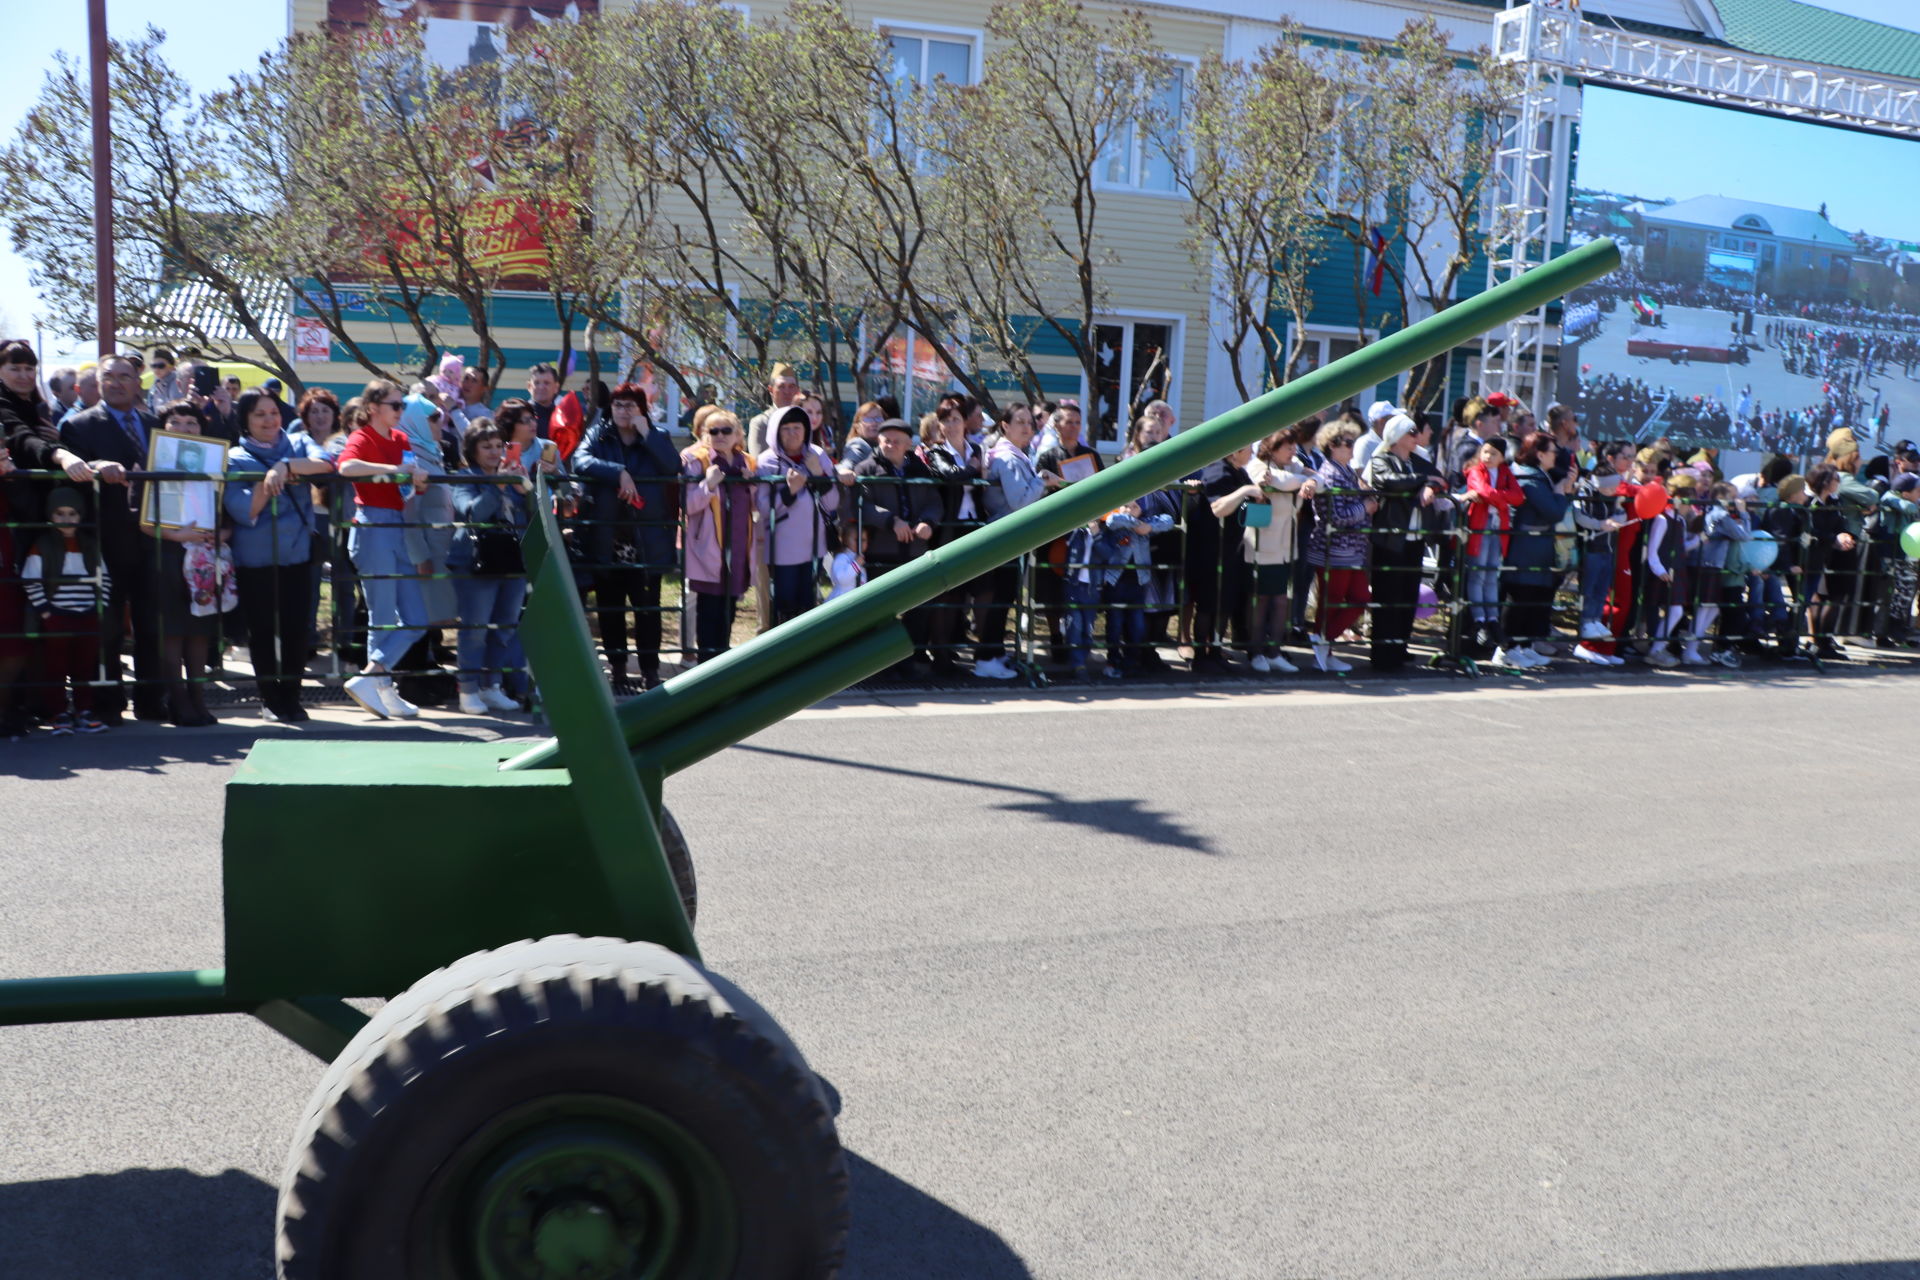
0, 1152, 1032, 1280
843, 1149, 1033, 1278
0, 1166, 274, 1279
1561, 1266, 1920, 1279
0, 720, 512, 782
735, 744, 1219, 854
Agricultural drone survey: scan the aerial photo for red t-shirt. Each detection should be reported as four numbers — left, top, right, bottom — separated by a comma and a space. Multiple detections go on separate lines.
336, 426, 413, 510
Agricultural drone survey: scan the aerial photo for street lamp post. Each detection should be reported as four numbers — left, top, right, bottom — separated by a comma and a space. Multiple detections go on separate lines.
88, 0, 115, 358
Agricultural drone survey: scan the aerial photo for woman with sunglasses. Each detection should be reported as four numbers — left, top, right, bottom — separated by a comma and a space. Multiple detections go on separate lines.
334, 379, 434, 719
681, 410, 757, 661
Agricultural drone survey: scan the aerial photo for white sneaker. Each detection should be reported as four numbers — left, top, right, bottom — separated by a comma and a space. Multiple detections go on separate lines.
1680, 643, 1709, 666
344, 673, 390, 719
1579, 621, 1611, 640
1269, 652, 1299, 673
1573, 643, 1612, 665
381, 679, 420, 719
1605, 652, 1627, 666
1249, 655, 1272, 673
480, 687, 520, 711
1532, 641, 1559, 657
973, 656, 1017, 680
1494, 646, 1536, 668
1311, 638, 1331, 671
458, 691, 489, 715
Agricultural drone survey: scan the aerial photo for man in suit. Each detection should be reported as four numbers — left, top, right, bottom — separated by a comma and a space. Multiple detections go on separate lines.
58, 355, 165, 722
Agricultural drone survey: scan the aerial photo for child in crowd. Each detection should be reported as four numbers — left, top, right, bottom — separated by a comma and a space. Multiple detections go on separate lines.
827, 524, 866, 601
1695, 481, 1751, 668
20, 487, 111, 734
1096, 494, 1176, 678
1463, 437, 1524, 661
1871, 473, 1920, 646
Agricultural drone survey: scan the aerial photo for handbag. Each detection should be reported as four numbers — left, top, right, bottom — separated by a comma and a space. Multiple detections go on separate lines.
1242, 501, 1273, 529
471, 524, 525, 576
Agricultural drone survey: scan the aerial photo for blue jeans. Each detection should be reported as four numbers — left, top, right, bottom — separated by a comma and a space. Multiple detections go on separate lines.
1104, 574, 1147, 668
454, 572, 527, 693
1063, 578, 1098, 667
769, 561, 818, 626
1747, 573, 1788, 637
1579, 547, 1614, 628
1467, 537, 1504, 626
348, 510, 428, 670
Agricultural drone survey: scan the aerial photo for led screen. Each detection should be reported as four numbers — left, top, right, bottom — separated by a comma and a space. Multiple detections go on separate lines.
1563, 86, 1920, 455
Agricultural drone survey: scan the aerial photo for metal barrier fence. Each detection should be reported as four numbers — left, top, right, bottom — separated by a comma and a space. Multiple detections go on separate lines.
0, 459, 1908, 730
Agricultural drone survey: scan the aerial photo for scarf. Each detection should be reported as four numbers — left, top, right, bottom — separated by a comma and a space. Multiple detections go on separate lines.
689, 441, 750, 528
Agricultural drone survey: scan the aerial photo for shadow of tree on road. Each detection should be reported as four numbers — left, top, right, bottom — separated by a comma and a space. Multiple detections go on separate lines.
735, 744, 1219, 854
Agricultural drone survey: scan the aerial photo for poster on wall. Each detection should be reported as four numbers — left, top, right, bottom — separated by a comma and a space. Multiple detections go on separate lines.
325, 0, 597, 288
1562, 85, 1920, 455
292, 317, 333, 363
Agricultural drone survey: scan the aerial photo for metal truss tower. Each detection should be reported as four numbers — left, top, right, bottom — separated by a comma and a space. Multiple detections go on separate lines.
1479, 0, 1920, 412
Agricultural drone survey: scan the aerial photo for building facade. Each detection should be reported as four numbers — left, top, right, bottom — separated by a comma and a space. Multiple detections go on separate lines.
283, 0, 1920, 440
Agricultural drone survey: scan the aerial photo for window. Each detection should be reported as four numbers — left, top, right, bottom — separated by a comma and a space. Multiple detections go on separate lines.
1098, 64, 1187, 194
619, 280, 738, 435
1286, 325, 1382, 410
885, 30, 975, 88
1087, 315, 1180, 447
877, 24, 978, 170
861, 315, 967, 424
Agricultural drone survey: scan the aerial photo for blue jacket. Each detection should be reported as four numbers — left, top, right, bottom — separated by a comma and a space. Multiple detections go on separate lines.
448, 470, 530, 571
1506, 464, 1572, 586
1094, 491, 1177, 585
1701, 504, 1753, 570
569, 418, 683, 567
223, 428, 328, 568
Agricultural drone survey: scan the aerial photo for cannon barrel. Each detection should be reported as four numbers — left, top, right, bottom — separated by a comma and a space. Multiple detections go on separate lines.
500, 237, 1620, 773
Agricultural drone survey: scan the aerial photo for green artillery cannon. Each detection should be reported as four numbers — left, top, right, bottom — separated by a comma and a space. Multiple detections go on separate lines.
0, 240, 1619, 1278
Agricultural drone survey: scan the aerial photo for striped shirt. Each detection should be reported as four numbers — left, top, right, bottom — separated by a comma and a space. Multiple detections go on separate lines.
22, 545, 112, 615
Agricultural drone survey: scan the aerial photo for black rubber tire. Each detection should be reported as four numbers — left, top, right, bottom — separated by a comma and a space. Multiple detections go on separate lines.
276, 935, 846, 1279
659, 805, 698, 927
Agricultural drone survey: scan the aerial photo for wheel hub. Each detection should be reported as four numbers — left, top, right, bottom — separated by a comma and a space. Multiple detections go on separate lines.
450, 1098, 736, 1280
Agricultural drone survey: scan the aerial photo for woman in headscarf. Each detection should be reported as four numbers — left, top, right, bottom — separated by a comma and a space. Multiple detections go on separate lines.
756, 404, 838, 626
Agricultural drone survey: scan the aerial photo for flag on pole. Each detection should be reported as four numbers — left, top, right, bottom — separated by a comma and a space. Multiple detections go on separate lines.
1365, 227, 1388, 296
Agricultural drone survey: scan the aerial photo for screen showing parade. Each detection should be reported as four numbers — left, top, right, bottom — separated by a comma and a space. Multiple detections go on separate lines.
1562, 85, 1920, 455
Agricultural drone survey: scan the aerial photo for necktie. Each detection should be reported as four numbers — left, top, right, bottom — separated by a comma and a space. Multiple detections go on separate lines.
115, 409, 146, 456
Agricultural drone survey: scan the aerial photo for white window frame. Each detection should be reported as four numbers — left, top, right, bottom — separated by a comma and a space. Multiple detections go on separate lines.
1093, 56, 1196, 200
1081, 309, 1186, 454
1286, 322, 1388, 405
618, 278, 741, 436
873, 20, 985, 88
857, 311, 971, 426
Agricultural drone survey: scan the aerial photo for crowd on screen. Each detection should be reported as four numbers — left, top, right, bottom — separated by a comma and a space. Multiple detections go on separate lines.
5, 336, 1920, 741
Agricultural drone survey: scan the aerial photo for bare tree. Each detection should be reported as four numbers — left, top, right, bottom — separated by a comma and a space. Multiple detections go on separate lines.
1312, 16, 1520, 413
0, 29, 305, 385
1171, 29, 1332, 402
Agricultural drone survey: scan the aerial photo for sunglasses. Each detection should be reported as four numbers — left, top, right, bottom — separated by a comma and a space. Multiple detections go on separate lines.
708, 426, 735, 436
381, 399, 405, 409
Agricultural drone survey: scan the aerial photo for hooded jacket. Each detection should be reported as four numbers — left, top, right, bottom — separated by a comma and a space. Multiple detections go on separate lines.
757, 442, 839, 567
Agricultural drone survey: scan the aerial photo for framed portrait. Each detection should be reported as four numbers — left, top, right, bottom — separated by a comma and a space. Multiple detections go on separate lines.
142, 428, 225, 532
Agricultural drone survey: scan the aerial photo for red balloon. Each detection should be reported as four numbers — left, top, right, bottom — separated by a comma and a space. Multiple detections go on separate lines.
1633, 483, 1669, 520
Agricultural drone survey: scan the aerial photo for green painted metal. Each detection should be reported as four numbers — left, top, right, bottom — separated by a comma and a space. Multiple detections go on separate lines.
647, 622, 912, 776
501, 237, 1622, 775
251, 996, 373, 1062
514, 493, 700, 959
220, 740, 663, 997
0, 968, 247, 1024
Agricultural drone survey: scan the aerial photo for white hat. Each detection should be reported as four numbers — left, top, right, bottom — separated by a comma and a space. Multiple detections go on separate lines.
1366, 399, 1400, 427
1380, 414, 1418, 449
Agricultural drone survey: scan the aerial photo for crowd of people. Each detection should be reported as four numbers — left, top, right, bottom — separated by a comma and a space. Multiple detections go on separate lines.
6, 334, 1920, 741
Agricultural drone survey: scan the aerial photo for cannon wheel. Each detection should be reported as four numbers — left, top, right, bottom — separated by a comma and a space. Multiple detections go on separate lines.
659, 805, 698, 927
276, 935, 846, 1279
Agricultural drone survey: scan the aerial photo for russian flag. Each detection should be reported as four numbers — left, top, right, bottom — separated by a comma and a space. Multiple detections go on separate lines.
1365, 227, 1388, 296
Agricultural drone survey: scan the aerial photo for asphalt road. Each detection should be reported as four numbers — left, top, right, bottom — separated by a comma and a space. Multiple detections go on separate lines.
1, 673, 1917, 1279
